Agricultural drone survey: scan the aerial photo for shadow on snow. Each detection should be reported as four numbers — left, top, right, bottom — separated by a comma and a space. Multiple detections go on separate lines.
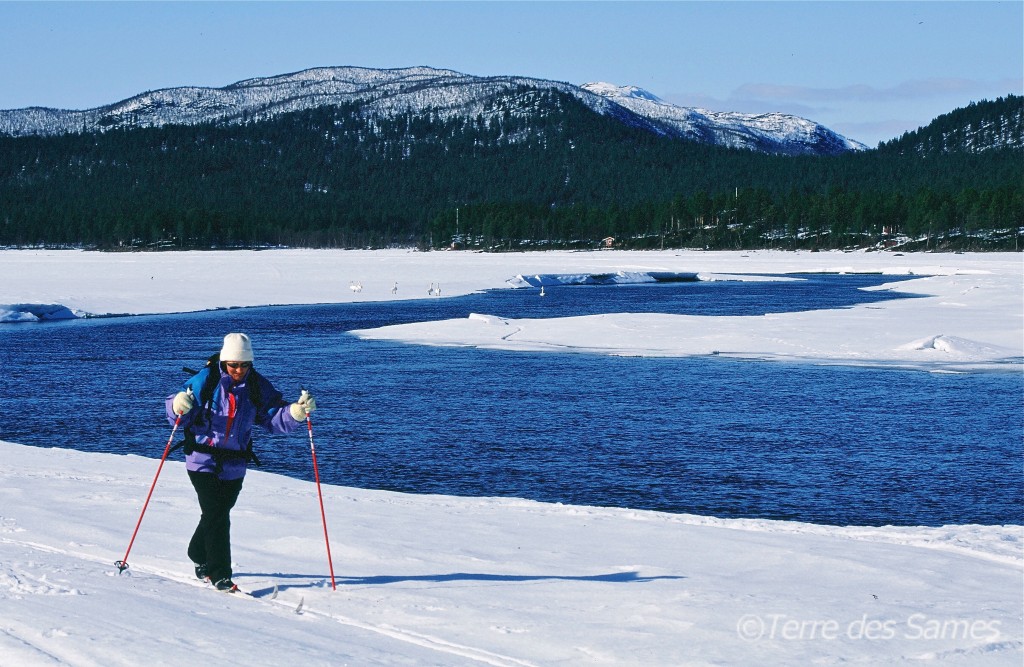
241, 570, 685, 596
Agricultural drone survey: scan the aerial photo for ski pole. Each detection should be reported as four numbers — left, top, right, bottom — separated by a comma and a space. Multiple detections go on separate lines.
115, 414, 182, 573
305, 405, 336, 590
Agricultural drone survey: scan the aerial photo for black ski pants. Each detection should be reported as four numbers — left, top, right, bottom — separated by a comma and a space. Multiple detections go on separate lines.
187, 471, 244, 583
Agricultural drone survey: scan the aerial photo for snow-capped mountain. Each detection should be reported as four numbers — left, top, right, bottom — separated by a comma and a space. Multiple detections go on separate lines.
0, 66, 865, 155
0, 66, 661, 139
581, 82, 867, 155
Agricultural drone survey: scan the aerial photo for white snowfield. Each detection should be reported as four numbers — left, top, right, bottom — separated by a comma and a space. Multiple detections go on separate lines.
0, 442, 1020, 667
0, 248, 1021, 665
357, 269, 1022, 371
0, 248, 1021, 371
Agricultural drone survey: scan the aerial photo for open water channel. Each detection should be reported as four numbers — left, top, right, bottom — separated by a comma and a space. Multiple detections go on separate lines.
1, 274, 1020, 526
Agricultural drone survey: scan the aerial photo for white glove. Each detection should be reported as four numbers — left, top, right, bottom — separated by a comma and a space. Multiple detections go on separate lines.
172, 389, 195, 415
289, 390, 316, 421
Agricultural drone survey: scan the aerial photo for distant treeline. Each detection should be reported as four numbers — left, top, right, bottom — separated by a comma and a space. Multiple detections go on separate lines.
1, 91, 1021, 250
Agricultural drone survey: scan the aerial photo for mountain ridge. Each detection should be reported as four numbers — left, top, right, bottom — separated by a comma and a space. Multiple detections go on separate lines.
581, 82, 867, 154
0, 65, 863, 156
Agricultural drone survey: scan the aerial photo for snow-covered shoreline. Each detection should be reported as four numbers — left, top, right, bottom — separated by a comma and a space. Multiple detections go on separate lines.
1, 440, 1021, 666
1, 248, 1021, 372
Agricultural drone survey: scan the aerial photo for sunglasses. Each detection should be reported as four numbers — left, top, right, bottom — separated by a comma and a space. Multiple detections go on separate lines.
225, 362, 252, 369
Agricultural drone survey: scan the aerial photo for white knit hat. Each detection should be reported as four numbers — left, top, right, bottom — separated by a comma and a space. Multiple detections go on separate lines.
220, 333, 254, 362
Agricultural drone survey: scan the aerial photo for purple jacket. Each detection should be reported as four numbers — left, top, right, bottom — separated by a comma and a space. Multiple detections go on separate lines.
166, 367, 302, 480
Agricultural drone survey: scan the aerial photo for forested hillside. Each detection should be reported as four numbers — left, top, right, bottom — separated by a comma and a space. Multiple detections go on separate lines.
1, 90, 1020, 250
879, 95, 1023, 156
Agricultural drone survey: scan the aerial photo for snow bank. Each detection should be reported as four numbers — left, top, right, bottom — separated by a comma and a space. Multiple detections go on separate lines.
0, 441, 1020, 666
1, 248, 1019, 372
354, 258, 1024, 372
506, 270, 697, 288
0, 303, 78, 323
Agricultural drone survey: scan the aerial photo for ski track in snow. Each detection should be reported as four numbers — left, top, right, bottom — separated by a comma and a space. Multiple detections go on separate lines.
2, 535, 539, 667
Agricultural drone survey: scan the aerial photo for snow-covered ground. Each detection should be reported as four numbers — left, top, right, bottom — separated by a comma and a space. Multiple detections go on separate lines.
0, 248, 1021, 665
1, 442, 1021, 666
1, 248, 1020, 371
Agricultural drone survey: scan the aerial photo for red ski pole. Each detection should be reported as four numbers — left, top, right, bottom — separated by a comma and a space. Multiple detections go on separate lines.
306, 411, 336, 590
115, 414, 182, 573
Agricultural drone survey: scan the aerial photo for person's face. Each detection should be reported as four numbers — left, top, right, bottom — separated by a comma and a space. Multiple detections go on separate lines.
223, 361, 251, 383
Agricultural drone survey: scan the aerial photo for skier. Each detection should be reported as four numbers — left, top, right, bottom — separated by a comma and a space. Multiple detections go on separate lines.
167, 333, 317, 591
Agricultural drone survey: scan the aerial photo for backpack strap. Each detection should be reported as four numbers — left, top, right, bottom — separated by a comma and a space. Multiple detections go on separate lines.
198, 354, 222, 408
171, 430, 261, 469
247, 369, 265, 415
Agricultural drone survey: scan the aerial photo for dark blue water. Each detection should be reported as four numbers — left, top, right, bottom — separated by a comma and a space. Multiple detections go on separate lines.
1, 275, 1020, 526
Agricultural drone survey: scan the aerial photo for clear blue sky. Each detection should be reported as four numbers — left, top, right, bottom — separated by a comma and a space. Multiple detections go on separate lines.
2, 1, 1021, 146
